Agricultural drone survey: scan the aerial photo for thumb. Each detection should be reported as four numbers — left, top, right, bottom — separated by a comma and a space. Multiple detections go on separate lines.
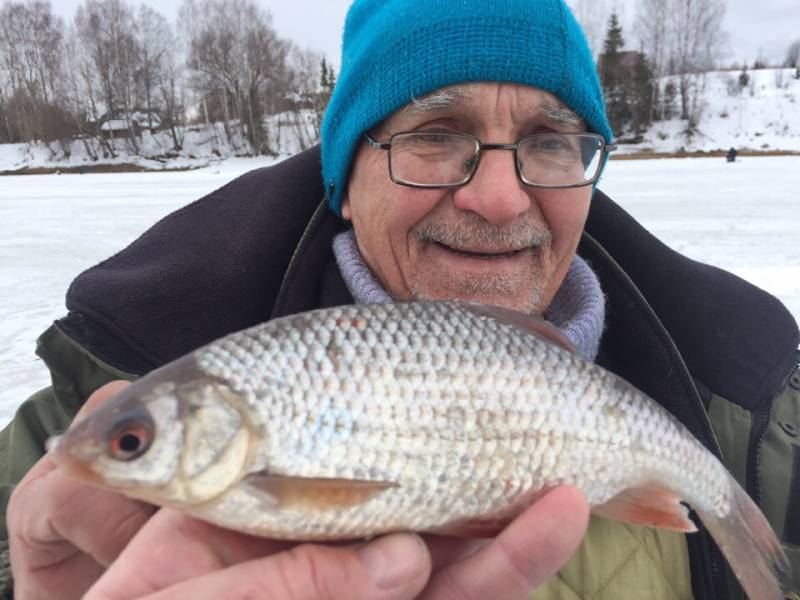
140, 532, 432, 600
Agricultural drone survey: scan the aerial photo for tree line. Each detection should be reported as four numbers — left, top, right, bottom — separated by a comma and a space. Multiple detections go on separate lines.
575, 0, 800, 140
0, 0, 335, 157
2, 0, 799, 155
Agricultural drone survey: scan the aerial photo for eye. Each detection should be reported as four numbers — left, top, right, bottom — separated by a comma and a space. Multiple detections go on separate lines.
416, 132, 453, 145
108, 418, 154, 461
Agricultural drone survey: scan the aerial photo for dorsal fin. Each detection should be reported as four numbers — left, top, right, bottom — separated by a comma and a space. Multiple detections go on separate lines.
454, 302, 576, 354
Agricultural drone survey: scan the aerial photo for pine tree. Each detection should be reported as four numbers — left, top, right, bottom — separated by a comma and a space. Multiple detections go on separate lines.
313, 57, 337, 136
602, 13, 625, 84
600, 13, 630, 135
630, 54, 654, 133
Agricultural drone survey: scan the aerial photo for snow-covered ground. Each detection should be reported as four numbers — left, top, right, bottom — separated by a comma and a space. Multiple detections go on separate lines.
0, 69, 798, 174
1, 154, 799, 427
619, 68, 800, 155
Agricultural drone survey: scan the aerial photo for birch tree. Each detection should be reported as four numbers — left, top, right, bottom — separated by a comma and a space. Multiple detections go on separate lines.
181, 0, 289, 154
0, 0, 67, 144
568, 0, 608, 60
74, 0, 141, 153
668, 0, 727, 127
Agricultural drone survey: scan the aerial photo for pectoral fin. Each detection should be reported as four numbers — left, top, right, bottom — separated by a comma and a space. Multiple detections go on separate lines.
244, 473, 397, 510
592, 484, 697, 532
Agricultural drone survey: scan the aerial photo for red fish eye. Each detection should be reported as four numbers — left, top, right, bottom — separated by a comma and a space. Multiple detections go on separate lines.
109, 422, 153, 461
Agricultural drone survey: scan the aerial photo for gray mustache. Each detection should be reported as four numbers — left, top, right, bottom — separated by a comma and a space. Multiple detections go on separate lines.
415, 215, 553, 250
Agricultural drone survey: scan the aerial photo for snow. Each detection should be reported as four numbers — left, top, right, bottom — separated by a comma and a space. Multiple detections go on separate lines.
618, 68, 800, 155
0, 69, 798, 175
0, 111, 319, 173
1, 154, 798, 428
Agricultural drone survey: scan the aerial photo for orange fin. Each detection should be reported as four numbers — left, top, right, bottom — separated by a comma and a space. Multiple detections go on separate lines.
459, 302, 576, 354
592, 485, 697, 532
429, 517, 510, 538
245, 474, 397, 510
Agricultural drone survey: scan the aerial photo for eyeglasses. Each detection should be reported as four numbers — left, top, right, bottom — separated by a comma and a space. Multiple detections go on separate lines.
364, 131, 617, 189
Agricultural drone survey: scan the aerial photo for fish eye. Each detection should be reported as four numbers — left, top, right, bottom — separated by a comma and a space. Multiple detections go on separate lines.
108, 417, 154, 461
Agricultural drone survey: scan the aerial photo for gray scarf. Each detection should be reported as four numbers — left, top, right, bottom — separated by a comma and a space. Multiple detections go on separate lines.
333, 229, 605, 361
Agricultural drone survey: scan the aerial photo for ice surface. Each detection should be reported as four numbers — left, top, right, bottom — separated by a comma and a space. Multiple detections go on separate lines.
1, 155, 798, 426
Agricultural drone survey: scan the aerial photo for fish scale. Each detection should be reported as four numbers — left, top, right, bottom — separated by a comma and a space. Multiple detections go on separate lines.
50, 301, 792, 599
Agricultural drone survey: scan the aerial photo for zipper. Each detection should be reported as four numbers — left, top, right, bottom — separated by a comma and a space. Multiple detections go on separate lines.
581, 232, 728, 599
271, 198, 332, 319
749, 354, 799, 503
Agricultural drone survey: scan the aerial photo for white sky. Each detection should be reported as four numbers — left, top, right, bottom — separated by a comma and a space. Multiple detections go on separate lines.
49, 0, 797, 69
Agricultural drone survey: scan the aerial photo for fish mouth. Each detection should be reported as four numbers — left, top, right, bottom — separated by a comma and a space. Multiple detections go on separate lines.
433, 241, 529, 260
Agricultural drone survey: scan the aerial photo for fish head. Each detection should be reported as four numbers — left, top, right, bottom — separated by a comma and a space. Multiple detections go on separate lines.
49, 355, 256, 508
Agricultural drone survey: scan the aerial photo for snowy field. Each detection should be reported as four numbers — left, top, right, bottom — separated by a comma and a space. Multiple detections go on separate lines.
1, 154, 799, 426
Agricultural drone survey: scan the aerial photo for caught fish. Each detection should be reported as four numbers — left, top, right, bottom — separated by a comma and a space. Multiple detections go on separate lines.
49, 301, 790, 598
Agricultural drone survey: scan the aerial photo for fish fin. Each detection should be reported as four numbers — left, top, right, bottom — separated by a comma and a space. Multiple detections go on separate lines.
244, 474, 397, 510
429, 517, 509, 539
696, 476, 792, 599
592, 484, 698, 532
458, 303, 576, 354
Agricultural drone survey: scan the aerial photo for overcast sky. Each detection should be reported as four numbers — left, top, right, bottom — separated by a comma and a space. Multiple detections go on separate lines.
50, 0, 798, 70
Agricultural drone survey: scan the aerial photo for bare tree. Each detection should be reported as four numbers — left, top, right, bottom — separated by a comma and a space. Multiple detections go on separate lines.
62, 24, 106, 158
668, 0, 727, 128
134, 5, 170, 130
180, 0, 289, 155
74, 0, 141, 153
634, 0, 669, 121
285, 46, 322, 150
568, 0, 608, 59
155, 39, 185, 152
0, 0, 68, 145
785, 40, 800, 68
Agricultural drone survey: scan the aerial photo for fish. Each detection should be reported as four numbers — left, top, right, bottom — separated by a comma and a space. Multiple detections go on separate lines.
48, 301, 791, 599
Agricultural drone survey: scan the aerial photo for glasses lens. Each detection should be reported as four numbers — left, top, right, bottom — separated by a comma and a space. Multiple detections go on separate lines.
518, 134, 604, 187
389, 132, 478, 186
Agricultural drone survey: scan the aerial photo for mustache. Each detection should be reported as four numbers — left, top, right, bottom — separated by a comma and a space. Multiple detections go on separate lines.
414, 213, 553, 250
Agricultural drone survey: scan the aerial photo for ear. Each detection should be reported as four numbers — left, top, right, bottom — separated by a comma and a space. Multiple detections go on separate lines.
341, 193, 352, 221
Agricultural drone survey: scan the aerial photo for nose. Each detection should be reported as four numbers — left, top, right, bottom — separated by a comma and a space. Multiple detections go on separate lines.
452, 148, 532, 224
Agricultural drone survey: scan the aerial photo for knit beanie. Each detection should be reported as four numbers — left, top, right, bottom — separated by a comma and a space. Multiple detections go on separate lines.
321, 0, 613, 214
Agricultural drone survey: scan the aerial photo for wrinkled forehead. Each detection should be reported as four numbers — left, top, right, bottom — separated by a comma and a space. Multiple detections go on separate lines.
381, 82, 585, 131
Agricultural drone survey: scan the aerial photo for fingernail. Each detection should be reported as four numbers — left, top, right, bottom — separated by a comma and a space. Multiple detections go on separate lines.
357, 532, 429, 589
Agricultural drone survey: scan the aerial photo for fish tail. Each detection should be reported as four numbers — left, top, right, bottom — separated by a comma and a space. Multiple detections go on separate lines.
699, 476, 792, 599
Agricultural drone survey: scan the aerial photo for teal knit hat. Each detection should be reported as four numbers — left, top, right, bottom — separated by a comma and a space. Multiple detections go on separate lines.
321, 0, 612, 214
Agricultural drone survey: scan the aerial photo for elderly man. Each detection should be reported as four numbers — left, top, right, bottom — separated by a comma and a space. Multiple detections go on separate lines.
2, 0, 798, 598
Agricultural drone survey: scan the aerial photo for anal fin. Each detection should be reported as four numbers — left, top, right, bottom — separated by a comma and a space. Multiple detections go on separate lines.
592, 484, 697, 532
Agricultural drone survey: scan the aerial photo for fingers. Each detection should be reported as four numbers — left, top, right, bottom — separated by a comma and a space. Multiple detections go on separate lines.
12, 380, 150, 568
85, 509, 295, 599
86, 510, 432, 600
142, 534, 430, 600
8, 380, 150, 600
420, 486, 589, 599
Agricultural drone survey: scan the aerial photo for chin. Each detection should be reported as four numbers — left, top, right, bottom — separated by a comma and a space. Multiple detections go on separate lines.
410, 281, 543, 315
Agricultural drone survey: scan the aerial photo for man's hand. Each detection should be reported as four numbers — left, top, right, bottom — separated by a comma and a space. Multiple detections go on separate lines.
10, 379, 590, 599
83, 486, 588, 599
7, 381, 156, 600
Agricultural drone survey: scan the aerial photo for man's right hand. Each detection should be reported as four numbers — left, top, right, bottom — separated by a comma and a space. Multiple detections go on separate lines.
7, 381, 156, 599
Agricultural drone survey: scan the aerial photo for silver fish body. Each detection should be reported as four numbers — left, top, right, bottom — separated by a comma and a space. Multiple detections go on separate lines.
50, 301, 791, 598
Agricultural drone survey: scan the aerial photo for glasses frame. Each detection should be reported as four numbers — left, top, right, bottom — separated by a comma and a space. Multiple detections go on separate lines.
364, 131, 617, 190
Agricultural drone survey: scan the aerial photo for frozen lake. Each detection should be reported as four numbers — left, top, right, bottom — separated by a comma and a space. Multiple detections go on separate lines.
1, 155, 799, 426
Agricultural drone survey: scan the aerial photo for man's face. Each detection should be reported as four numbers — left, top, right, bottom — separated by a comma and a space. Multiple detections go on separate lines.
341, 82, 593, 315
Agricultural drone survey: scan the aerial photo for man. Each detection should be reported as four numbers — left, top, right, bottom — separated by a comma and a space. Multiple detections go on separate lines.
2, 0, 798, 598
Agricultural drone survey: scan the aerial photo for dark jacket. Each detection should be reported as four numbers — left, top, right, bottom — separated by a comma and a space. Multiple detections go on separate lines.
1, 146, 798, 599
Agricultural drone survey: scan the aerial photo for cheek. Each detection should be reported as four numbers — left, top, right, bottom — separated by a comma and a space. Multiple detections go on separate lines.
537, 190, 591, 250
